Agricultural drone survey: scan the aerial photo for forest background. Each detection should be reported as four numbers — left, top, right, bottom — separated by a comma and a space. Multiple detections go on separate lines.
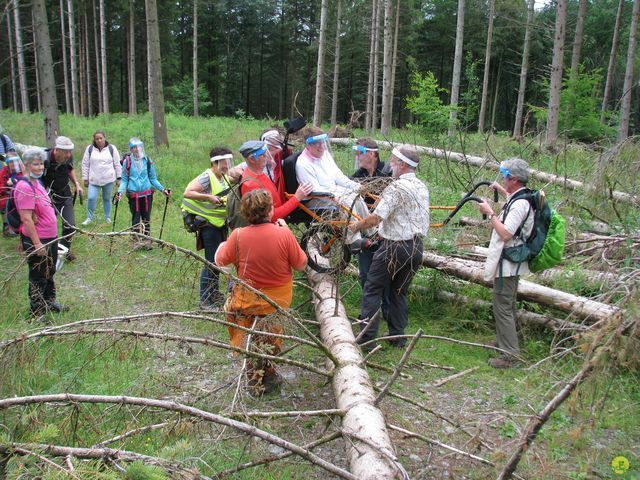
1, 0, 640, 146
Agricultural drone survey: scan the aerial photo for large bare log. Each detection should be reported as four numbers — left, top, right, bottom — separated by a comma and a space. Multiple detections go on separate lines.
422, 251, 621, 323
329, 138, 640, 206
307, 268, 404, 479
433, 290, 588, 331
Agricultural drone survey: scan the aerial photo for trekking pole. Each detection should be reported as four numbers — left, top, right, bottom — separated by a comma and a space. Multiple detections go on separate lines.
109, 193, 120, 256
158, 189, 171, 240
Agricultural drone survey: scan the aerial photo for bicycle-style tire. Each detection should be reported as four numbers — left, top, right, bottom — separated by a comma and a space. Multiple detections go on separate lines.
300, 224, 351, 274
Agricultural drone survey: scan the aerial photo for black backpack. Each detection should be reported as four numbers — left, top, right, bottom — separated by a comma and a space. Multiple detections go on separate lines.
5, 178, 36, 229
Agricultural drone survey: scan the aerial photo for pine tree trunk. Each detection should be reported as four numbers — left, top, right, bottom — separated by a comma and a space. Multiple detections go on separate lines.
490, 58, 501, 130
145, 0, 169, 147
388, 0, 401, 127
99, 0, 109, 113
601, 0, 624, 121
60, 0, 71, 113
313, 0, 329, 127
380, 0, 393, 135
513, 0, 535, 140
14, 0, 29, 113
365, 0, 378, 131
448, 0, 465, 137
32, 11, 42, 113
78, 13, 86, 115
32, 0, 60, 144
68, 0, 80, 115
617, 0, 640, 141
330, 0, 342, 129
371, 0, 382, 131
569, 0, 587, 78
193, 0, 199, 117
128, 1, 137, 114
93, 0, 103, 113
478, 0, 495, 133
6, 12, 18, 111
84, 12, 93, 116
546, 0, 568, 150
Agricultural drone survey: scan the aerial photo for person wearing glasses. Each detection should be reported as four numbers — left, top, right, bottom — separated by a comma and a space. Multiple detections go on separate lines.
476, 158, 534, 369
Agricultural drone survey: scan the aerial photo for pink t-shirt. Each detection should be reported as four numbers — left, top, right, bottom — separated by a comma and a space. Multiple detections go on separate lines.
14, 179, 58, 238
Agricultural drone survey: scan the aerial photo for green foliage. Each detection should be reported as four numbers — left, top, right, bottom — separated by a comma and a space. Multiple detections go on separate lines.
124, 461, 168, 480
165, 78, 213, 116
531, 67, 614, 142
405, 71, 451, 137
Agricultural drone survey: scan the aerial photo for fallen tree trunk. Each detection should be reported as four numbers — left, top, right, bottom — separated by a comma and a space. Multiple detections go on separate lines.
330, 138, 640, 206
433, 290, 588, 332
421, 251, 621, 323
466, 246, 620, 286
306, 268, 403, 479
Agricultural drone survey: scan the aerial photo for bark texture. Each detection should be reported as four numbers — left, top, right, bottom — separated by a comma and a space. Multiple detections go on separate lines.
307, 268, 403, 479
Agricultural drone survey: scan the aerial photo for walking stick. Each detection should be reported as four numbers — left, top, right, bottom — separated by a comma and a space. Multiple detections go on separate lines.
109, 193, 120, 256
159, 190, 171, 240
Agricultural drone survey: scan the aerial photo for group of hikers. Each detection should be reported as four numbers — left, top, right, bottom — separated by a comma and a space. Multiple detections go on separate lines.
1, 122, 534, 395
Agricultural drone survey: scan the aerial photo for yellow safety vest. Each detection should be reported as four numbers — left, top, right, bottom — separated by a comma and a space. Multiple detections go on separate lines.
181, 170, 229, 228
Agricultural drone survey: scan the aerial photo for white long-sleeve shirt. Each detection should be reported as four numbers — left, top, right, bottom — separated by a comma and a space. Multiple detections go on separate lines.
295, 149, 359, 194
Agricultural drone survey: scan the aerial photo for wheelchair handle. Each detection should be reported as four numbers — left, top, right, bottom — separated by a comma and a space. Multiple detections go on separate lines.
440, 195, 483, 227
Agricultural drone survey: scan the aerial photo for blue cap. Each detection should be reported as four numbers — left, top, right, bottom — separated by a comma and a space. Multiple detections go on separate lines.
239, 140, 267, 158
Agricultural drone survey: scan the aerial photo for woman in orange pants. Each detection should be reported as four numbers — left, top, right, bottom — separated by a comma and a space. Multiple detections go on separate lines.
215, 189, 307, 395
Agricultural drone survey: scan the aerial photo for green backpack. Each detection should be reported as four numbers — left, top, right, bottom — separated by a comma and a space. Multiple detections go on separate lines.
501, 189, 566, 274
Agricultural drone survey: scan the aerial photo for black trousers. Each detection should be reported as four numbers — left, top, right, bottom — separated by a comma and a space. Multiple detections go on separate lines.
21, 235, 58, 312
199, 224, 227, 305
128, 194, 153, 236
359, 237, 424, 343
52, 192, 75, 248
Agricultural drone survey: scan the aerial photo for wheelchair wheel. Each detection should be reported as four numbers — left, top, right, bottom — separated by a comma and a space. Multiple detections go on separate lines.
300, 224, 351, 274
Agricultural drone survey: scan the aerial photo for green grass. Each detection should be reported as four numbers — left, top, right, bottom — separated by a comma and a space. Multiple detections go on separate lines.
0, 110, 639, 479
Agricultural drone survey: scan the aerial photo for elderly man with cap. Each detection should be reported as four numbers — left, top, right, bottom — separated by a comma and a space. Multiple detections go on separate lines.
42, 136, 82, 261
476, 158, 534, 368
350, 146, 429, 350
238, 140, 312, 222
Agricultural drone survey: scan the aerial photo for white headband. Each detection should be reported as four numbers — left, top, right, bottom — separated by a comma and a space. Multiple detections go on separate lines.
392, 147, 418, 167
261, 129, 280, 140
210, 153, 233, 163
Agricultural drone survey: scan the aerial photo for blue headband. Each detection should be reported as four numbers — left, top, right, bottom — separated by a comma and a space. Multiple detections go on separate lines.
306, 133, 328, 145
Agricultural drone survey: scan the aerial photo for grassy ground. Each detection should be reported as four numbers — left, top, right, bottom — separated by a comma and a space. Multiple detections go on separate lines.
0, 111, 638, 479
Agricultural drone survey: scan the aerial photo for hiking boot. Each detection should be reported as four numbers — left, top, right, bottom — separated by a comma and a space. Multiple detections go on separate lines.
48, 302, 69, 313
198, 302, 218, 312
3, 225, 17, 237
385, 338, 407, 348
30, 306, 47, 318
81, 218, 92, 226
349, 238, 371, 254
65, 252, 77, 262
105, 217, 111, 224
262, 372, 283, 395
143, 239, 153, 250
488, 356, 520, 369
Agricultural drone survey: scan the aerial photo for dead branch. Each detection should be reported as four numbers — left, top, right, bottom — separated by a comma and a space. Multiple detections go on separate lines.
0, 393, 357, 480
497, 308, 631, 479
375, 330, 423, 405
424, 366, 480, 389
0, 328, 330, 377
388, 424, 494, 467
93, 421, 172, 448
228, 408, 344, 419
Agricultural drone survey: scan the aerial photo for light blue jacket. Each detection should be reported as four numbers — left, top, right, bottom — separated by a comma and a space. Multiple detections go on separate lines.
118, 155, 165, 196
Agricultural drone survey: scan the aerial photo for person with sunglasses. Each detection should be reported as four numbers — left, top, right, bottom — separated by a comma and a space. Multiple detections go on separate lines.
476, 158, 534, 369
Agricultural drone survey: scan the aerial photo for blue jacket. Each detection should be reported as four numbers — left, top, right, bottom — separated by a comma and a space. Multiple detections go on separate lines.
118, 155, 165, 196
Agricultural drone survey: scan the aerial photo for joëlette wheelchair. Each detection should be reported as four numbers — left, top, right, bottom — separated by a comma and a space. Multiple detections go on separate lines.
280, 151, 495, 274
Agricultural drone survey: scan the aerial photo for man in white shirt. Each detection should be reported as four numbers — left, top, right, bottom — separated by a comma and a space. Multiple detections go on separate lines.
295, 126, 373, 250
350, 147, 430, 350
477, 158, 534, 368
